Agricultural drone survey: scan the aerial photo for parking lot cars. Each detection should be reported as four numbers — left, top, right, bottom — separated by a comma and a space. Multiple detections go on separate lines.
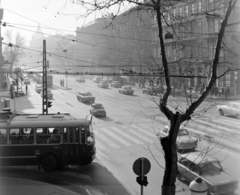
35, 84, 42, 93
92, 76, 102, 83
98, 81, 109, 89
142, 85, 165, 96
119, 86, 134, 95
76, 77, 85, 83
156, 125, 198, 151
217, 102, 240, 118
90, 103, 106, 117
177, 152, 238, 195
110, 81, 122, 88
40, 89, 53, 99
102, 77, 113, 84
76, 91, 95, 103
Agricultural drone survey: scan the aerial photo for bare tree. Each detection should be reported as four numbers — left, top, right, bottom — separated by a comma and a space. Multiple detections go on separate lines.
66, 0, 238, 194
3, 29, 26, 73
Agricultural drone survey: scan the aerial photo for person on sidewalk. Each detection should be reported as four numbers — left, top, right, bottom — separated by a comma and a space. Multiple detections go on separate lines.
25, 85, 28, 94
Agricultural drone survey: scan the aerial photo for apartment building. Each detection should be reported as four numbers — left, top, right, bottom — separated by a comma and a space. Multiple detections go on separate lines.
152, 0, 240, 95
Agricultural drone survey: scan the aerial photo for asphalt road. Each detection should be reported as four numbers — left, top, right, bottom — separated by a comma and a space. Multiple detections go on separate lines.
2, 75, 240, 195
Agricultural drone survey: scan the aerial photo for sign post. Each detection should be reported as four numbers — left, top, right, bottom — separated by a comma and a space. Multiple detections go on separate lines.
133, 157, 151, 195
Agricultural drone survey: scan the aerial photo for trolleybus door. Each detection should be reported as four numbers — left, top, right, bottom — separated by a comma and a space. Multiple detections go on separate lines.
63, 127, 80, 165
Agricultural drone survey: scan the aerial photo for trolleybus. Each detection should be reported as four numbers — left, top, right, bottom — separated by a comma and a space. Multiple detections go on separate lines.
0, 113, 96, 171
34, 73, 53, 87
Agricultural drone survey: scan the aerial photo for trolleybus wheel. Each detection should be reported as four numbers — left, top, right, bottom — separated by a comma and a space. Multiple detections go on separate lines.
41, 154, 57, 171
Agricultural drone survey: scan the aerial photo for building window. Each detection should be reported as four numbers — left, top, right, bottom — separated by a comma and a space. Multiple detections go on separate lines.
192, 4, 195, 14
214, 19, 219, 32
179, 7, 183, 16
198, 1, 202, 12
209, 0, 214, 10
173, 8, 176, 17
185, 5, 189, 16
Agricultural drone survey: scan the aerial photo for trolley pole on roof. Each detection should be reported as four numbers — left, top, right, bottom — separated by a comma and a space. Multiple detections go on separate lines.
42, 40, 48, 114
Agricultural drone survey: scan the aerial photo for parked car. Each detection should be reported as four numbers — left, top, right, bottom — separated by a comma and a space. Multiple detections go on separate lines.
90, 103, 106, 117
76, 77, 85, 83
35, 84, 42, 94
40, 89, 53, 99
98, 81, 109, 89
102, 77, 113, 84
23, 78, 30, 85
156, 125, 198, 151
92, 76, 102, 83
119, 86, 134, 95
76, 91, 95, 103
111, 81, 122, 88
177, 152, 238, 195
217, 102, 240, 118
142, 85, 165, 96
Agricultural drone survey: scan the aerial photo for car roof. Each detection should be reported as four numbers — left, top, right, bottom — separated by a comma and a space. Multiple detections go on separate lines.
180, 152, 218, 164
92, 103, 103, 106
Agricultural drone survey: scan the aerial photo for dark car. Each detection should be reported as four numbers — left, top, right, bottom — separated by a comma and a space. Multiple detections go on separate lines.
111, 81, 122, 88
92, 76, 102, 83
35, 84, 42, 94
76, 91, 95, 103
76, 77, 85, 83
177, 152, 238, 195
98, 81, 109, 89
90, 103, 106, 117
40, 89, 53, 99
119, 86, 134, 95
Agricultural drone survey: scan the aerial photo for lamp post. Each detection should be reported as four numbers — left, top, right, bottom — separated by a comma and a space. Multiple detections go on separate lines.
234, 71, 238, 96
189, 177, 208, 195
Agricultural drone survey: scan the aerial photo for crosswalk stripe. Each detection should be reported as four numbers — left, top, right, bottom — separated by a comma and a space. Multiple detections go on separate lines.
95, 142, 106, 151
214, 117, 240, 127
94, 131, 120, 148
121, 126, 153, 143
130, 125, 156, 138
111, 127, 143, 144
101, 128, 131, 147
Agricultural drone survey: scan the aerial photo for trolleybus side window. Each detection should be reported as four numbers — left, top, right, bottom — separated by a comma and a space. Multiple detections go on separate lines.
36, 128, 51, 144
63, 127, 80, 143
20, 128, 34, 144
47, 127, 61, 144
0, 129, 7, 144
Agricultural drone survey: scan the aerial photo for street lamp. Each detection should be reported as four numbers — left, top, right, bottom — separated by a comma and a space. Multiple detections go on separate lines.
234, 71, 238, 96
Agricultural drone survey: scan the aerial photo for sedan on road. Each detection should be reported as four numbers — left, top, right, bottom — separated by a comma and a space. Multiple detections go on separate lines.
92, 76, 102, 83
40, 89, 53, 99
35, 84, 42, 94
156, 125, 198, 151
110, 81, 122, 88
90, 103, 106, 117
217, 102, 240, 118
76, 77, 85, 83
98, 81, 109, 89
177, 152, 238, 195
119, 86, 134, 95
76, 91, 95, 103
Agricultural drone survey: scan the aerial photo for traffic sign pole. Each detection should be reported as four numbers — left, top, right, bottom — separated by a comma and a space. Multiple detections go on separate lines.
141, 158, 144, 195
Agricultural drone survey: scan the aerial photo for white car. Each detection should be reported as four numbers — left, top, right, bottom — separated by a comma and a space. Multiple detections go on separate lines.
156, 125, 198, 151
217, 102, 240, 118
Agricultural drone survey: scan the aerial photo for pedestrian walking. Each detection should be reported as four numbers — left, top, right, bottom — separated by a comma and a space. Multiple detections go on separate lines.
26, 85, 28, 94
60, 80, 62, 86
62, 79, 64, 87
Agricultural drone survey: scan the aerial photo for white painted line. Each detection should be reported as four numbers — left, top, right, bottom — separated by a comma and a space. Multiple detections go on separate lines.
95, 142, 106, 151
101, 128, 131, 147
96, 149, 111, 161
130, 124, 156, 138
111, 126, 143, 145
94, 131, 120, 148
121, 126, 154, 143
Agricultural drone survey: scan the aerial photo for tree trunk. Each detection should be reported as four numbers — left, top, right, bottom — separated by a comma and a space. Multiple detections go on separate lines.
161, 113, 181, 195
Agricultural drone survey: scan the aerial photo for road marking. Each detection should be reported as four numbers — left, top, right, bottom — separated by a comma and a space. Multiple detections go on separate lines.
101, 128, 131, 147
94, 131, 120, 148
121, 126, 153, 143
62, 172, 92, 181
111, 126, 143, 144
95, 142, 106, 151
131, 124, 156, 138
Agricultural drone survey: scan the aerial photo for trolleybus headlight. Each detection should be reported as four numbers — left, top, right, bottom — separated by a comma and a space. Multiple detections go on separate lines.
87, 136, 93, 143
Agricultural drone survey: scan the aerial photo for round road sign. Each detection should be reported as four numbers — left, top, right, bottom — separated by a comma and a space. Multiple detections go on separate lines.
133, 157, 151, 176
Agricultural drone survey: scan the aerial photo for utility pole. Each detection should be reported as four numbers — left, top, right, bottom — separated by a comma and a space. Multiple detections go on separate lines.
0, 7, 4, 85
42, 40, 48, 114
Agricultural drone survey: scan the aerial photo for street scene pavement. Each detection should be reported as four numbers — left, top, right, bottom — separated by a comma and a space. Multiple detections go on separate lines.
1, 75, 240, 195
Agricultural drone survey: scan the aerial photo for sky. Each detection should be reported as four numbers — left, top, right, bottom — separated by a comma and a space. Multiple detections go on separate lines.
1, 0, 96, 45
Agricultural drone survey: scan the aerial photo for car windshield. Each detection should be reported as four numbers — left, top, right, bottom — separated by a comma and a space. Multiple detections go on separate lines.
93, 104, 104, 109
81, 92, 92, 96
178, 129, 189, 136
199, 161, 222, 175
